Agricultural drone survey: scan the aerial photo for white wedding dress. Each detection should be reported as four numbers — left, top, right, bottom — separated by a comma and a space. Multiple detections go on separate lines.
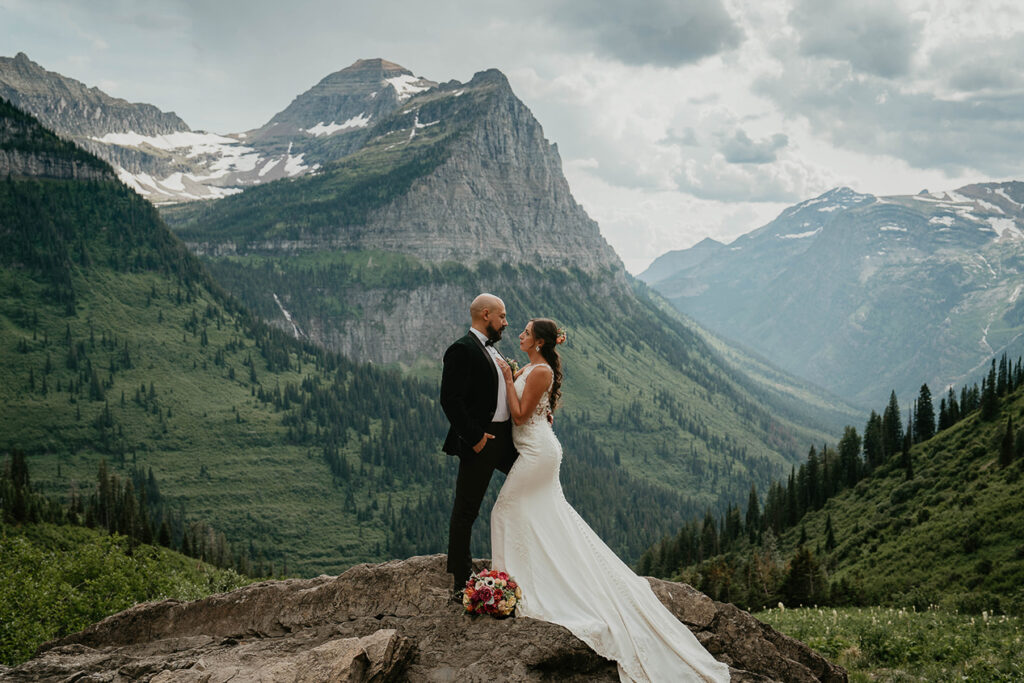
491, 364, 731, 683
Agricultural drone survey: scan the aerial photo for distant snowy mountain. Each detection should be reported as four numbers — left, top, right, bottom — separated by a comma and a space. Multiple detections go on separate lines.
0, 54, 434, 204
641, 182, 1024, 405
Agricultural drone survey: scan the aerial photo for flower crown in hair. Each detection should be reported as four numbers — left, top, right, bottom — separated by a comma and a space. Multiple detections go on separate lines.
555, 327, 567, 345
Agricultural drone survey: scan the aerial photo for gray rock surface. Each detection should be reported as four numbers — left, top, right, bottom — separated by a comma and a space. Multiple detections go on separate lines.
0, 147, 112, 181
5, 554, 845, 682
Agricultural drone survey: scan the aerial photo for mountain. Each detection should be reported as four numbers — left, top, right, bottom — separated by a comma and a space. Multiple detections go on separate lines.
3, 554, 847, 682
0, 54, 434, 204
245, 57, 436, 160
157, 64, 865, 519
1, 95, 844, 577
641, 184, 1024, 406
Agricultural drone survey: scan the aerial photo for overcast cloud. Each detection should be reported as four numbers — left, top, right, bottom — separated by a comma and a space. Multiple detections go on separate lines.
1, 0, 1022, 272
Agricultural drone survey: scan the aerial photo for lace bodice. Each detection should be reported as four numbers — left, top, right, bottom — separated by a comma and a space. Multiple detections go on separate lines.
514, 363, 552, 426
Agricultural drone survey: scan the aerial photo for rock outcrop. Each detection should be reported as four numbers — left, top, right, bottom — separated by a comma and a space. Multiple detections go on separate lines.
0, 147, 112, 181
6, 555, 845, 682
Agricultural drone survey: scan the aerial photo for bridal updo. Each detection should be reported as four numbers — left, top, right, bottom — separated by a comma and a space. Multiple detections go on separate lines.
530, 318, 563, 412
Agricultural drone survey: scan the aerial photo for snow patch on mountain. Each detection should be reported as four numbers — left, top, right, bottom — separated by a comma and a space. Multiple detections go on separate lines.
259, 158, 280, 177
990, 217, 1023, 239
304, 113, 372, 136
880, 225, 907, 232
94, 130, 240, 154
996, 188, 1021, 207
285, 152, 308, 176
779, 228, 822, 240
929, 216, 955, 226
117, 166, 243, 201
386, 74, 432, 101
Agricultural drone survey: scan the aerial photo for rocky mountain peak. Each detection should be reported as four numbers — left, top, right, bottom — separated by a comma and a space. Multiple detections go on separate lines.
260, 57, 436, 137
0, 52, 188, 138
5, 555, 845, 682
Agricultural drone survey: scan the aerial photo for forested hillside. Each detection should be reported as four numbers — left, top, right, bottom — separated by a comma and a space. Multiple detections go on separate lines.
0, 97, 728, 573
1, 452, 251, 666
638, 356, 1024, 617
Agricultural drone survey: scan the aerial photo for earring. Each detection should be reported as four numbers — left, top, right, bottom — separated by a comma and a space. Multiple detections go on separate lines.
535, 345, 540, 351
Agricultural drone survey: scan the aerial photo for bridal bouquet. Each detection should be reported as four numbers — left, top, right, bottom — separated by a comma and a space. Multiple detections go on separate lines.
462, 568, 522, 616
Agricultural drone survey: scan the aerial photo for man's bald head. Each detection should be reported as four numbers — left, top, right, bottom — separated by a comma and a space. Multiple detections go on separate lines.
470, 293, 508, 342
470, 294, 503, 321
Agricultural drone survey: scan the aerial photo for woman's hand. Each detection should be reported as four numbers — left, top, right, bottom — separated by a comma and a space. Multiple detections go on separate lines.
496, 356, 514, 384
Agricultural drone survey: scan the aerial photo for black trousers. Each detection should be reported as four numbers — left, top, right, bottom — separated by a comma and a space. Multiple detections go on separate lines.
446, 420, 517, 590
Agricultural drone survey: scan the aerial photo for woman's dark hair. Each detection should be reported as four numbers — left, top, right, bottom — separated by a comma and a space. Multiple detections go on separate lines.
530, 318, 563, 412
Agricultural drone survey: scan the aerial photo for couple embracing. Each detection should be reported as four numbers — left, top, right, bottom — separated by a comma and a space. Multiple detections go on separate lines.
440, 293, 731, 683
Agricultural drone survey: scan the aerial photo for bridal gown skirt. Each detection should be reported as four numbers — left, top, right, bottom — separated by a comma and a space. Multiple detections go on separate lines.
491, 420, 731, 683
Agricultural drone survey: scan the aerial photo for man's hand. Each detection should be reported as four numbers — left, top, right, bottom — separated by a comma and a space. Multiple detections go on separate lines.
473, 433, 495, 453
547, 411, 554, 425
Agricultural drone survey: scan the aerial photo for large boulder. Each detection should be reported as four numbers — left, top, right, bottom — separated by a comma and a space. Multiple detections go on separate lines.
6, 554, 845, 682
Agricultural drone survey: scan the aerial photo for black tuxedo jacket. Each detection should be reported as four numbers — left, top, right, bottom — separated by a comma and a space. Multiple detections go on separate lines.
441, 332, 500, 455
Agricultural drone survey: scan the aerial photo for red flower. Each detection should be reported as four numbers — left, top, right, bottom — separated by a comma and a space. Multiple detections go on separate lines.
476, 587, 494, 603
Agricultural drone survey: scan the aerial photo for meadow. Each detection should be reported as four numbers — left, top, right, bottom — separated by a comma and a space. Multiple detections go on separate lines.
758, 605, 1024, 681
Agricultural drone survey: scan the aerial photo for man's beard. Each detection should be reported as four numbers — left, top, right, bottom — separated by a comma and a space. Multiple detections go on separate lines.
486, 322, 504, 343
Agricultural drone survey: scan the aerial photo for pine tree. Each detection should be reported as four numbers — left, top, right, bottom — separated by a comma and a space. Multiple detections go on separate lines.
806, 445, 822, 510
1000, 416, 1015, 468
862, 411, 884, 473
946, 387, 960, 425
782, 545, 826, 607
882, 391, 903, 458
981, 360, 999, 420
745, 484, 761, 543
902, 431, 914, 480
997, 353, 1009, 396
915, 384, 936, 442
838, 426, 862, 488
824, 513, 836, 552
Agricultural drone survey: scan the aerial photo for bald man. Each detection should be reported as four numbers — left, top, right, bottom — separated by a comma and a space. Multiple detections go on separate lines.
440, 293, 518, 595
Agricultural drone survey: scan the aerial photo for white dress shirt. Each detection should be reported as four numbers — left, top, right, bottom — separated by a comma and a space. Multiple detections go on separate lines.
470, 327, 510, 422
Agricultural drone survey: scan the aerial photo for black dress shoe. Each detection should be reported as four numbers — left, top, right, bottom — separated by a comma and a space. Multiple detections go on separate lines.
450, 590, 465, 606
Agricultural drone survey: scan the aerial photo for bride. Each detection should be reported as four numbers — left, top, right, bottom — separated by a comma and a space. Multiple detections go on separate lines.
491, 318, 731, 683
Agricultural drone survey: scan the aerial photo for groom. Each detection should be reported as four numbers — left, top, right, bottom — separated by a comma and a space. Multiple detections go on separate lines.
440, 293, 518, 595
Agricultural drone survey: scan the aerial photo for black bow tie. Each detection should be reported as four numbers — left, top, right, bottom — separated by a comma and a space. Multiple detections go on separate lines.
484, 339, 496, 347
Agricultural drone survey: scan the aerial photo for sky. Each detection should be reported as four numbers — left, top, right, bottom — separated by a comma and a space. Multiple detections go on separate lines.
3, 0, 1024, 273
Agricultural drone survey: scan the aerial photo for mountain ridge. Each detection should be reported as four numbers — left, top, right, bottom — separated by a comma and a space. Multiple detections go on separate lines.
0, 54, 440, 203
641, 181, 1024, 406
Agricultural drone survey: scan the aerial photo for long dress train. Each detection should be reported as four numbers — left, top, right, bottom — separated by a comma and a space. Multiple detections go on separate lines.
491, 364, 731, 683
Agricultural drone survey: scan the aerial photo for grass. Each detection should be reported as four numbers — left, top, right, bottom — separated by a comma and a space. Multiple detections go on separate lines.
0, 520, 252, 666
759, 605, 1024, 681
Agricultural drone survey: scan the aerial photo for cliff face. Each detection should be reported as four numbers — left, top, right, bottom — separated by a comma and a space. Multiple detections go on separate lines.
180, 69, 621, 274
0, 146, 112, 181
0, 95, 114, 181
5, 555, 846, 682
174, 68, 624, 363
359, 71, 619, 272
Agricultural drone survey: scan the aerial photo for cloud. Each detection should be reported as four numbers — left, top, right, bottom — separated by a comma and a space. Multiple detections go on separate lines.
537, 0, 744, 67
674, 153, 832, 203
757, 58, 1024, 177
789, 0, 922, 78
719, 129, 788, 164
929, 36, 1024, 93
